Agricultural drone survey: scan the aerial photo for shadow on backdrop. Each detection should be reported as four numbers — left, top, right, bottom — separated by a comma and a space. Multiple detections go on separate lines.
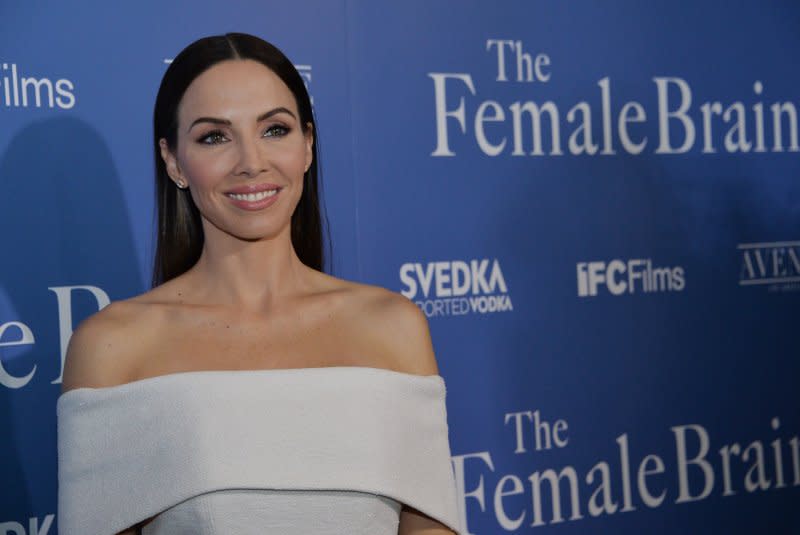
0, 117, 142, 522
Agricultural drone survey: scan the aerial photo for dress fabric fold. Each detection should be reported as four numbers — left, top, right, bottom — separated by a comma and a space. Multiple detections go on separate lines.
56, 366, 462, 535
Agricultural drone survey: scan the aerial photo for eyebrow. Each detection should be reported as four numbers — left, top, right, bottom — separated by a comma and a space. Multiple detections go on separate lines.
186, 107, 297, 133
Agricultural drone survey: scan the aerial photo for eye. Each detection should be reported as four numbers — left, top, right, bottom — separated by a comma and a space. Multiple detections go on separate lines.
264, 124, 290, 137
197, 130, 228, 145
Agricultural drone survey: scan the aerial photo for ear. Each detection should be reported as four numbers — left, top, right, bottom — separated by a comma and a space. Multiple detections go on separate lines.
303, 122, 314, 173
159, 138, 186, 185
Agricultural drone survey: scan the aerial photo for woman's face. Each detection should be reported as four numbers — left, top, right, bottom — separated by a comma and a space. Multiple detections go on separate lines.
160, 59, 313, 243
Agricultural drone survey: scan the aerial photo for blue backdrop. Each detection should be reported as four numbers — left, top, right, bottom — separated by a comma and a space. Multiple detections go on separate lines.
1, 1, 798, 533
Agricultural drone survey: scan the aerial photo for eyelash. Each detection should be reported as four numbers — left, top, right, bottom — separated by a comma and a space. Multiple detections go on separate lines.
197, 124, 291, 145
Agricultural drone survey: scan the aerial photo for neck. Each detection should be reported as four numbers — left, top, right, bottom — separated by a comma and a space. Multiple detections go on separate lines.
187, 221, 311, 311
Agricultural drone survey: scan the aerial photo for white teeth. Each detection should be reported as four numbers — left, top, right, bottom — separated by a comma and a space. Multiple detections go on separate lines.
228, 189, 278, 201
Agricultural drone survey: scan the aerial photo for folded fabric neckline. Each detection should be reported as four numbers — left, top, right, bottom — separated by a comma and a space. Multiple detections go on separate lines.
57, 364, 461, 534
58, 364, 445, 399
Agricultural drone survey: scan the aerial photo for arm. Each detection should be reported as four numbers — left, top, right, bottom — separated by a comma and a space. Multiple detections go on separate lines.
60, 302, 135, 393
61, 303, 157, 534
399, 506, 457, 535
365, 292, 457, 535
117, 516, 156, 535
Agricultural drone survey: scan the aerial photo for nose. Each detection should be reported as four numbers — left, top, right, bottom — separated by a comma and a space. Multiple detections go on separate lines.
233, 137, 267, 178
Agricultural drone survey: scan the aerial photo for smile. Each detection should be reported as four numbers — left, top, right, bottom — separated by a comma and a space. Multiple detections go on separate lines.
226, 189, 279, 201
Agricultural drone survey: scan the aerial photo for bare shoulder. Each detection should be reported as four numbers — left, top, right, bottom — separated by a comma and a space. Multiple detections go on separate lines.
60, 296, 164, 394
331, 278, 440, 376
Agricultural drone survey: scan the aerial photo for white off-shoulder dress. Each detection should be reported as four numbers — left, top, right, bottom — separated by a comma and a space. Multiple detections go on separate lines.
56, 366, 462, 535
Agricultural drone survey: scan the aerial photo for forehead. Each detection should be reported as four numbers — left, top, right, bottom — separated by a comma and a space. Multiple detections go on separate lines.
177, 59, 297, 123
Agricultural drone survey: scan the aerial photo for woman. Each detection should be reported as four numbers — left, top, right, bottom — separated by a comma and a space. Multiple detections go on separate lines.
57, 33, 461, 535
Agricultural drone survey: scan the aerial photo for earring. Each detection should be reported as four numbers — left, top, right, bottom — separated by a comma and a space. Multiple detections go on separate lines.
176, 180, 186, 189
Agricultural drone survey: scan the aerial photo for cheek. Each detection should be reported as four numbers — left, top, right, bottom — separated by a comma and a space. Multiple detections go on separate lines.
177, 139, 308, 189
275, 152, 308, 177
180, 148, 233, 189
184, 150, 226, 177
266, 142, 311, 182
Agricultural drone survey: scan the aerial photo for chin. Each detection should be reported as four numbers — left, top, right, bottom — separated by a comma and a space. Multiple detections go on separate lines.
233, 226, 286, 242
202, 207, 295, 244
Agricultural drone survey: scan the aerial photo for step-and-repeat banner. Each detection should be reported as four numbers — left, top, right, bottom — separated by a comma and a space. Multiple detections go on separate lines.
1, 1, 798, 533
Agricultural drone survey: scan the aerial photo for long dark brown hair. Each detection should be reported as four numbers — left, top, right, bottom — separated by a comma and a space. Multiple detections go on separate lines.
151, 33, 325, 287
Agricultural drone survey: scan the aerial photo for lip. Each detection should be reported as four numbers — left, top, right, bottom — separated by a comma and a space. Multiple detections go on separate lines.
225, 183, 282, 194
225, 186, 282, 211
